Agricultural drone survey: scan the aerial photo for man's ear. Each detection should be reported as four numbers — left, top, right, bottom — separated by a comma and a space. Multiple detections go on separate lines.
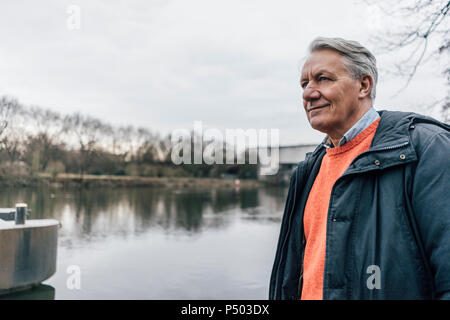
359, 74, 373, 99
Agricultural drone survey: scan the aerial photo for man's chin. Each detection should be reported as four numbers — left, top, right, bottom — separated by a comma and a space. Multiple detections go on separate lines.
308, 117, 332, 134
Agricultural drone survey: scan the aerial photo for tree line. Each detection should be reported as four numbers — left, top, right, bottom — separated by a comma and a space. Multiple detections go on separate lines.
0, 96, 257, 180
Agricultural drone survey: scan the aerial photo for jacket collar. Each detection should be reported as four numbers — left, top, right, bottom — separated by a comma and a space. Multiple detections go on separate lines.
307, 110, 419, 173
322, 107, 380, 148
306, 110, 448, 173
348, 110, 418, 172
370, 110, 415, 148
347, 110, 449, 172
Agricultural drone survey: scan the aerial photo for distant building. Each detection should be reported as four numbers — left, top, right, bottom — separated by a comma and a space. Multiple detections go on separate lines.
258, 144, 318, 184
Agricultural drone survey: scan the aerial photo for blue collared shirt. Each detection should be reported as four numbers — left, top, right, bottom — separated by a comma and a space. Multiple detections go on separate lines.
323, 107, 380, 148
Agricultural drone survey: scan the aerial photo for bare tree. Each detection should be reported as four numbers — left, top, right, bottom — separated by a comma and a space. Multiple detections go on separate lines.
0, 97, 25, 169
111, 126, 159, 163
63, 112, 108, 177
365, 0, 449, 121
0, 96, 22, 138
155, 133, 173, 163
117, 125, 135, 161
22, 106, 64, 171
134, 127, 158, 163
1, 131, 24, 164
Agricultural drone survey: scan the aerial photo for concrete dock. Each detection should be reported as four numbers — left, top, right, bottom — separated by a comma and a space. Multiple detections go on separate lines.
0, 219, 59, 295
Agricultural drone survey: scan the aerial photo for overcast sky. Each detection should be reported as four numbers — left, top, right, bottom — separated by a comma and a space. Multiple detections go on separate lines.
0, 0, 447, 145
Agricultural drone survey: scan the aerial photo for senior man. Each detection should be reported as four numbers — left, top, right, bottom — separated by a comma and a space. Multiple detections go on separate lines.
269, 37, 450, 300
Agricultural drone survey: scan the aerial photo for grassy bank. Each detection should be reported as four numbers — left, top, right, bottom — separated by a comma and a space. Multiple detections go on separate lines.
0, 173, 263, 189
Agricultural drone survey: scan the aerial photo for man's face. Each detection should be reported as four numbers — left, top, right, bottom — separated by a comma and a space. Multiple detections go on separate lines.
300, 49, 362, 138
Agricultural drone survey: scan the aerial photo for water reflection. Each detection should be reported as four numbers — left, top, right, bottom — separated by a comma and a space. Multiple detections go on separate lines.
0, 186, 288, 299
0, 284, 55, 300
0, 186, 287, 243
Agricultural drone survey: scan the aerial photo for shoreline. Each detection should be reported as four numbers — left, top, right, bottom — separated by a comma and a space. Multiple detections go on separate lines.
0, 173, 264, 189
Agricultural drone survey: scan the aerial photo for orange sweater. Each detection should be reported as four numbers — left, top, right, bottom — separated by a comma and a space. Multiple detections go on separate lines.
300, 118, 380, 300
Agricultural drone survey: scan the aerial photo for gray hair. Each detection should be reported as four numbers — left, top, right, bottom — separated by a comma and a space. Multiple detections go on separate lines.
307, 37, 378, 100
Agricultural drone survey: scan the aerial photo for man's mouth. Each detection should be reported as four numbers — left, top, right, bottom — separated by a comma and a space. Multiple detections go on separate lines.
308, 104, 330, 112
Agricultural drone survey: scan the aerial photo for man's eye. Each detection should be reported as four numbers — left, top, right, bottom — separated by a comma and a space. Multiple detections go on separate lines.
318, 76, 330, 81
300, 82, 308, 89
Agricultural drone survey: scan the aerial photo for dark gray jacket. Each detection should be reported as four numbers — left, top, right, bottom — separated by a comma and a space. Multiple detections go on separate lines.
269, 110, 450, 299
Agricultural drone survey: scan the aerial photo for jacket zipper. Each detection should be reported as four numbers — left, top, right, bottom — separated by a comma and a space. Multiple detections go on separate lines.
372, 141, 409, 151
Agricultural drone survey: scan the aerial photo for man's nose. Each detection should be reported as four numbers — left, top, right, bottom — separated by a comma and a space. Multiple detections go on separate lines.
303, 85, 321, 101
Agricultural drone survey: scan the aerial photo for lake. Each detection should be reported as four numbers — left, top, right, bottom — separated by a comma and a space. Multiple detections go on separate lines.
0, 185, 288, 300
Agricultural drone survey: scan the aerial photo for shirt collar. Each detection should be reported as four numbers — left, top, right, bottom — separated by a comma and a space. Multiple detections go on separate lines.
322, 107, 380, 148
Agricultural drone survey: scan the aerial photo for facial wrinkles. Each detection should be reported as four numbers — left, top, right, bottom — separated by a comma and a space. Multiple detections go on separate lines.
301, 67, 332, 110
301, 50, 356, 114
302, 52, 350, 85
302, 67, 357, 112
